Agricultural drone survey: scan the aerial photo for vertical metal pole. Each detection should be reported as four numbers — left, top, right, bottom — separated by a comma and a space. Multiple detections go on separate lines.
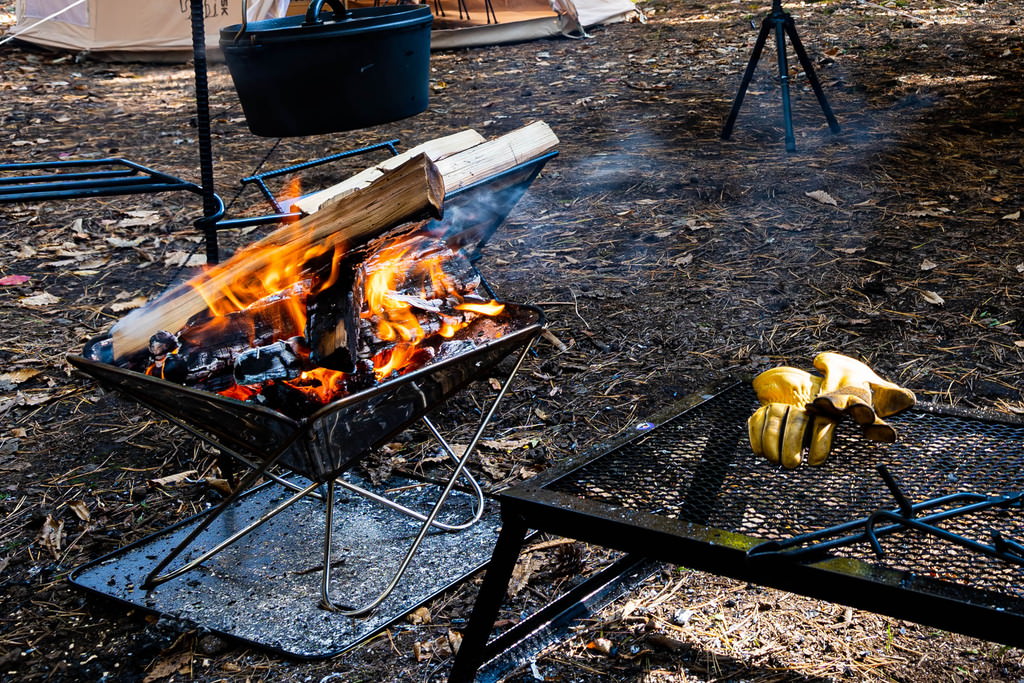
189, 0, 221, 264
772, 10, 796, 153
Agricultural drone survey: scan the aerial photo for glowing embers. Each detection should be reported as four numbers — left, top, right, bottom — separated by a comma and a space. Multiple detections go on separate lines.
129, 223, 506, 417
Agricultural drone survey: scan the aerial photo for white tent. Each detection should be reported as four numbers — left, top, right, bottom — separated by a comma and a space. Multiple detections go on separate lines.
8, 0, 283, 62
10, 0, 639, 61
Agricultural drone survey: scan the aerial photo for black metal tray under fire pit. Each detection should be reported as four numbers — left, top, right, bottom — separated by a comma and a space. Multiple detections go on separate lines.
449, 381, 1024, 681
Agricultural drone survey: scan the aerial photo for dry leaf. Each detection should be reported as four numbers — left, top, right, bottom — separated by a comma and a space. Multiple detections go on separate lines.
68, 500, 91, 522
143, 651, 193, 682
19, 292, 60, 307
411, 631, 460, 662
905, 207, 950, 217
407, 606, 432, 625
920, 258, 938, 271
116, 210, 161, 228
481, 438, 537, 451
834, 247, 865, 254
164, 251, 206, 268
0, 275, 31, 286
204, 477, 233, 495
0, 369, 42, 385
1002, 210, 1020, 220
38, 514, 64, 557
105, 236, 146, 249
109, 296, 150, 313
148, 470, 198, 488
805, 190, 839, 206
1014, 341, 1024, 348
921, 290, 945, 305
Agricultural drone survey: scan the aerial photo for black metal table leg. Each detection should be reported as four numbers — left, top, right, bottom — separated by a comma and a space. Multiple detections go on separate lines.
448, 512, 530, 683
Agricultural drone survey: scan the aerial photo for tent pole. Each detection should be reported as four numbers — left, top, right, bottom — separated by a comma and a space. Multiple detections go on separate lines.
188, 0, 224, 264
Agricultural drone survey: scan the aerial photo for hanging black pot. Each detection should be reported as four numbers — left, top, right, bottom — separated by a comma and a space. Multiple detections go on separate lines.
220, 0, 432, 138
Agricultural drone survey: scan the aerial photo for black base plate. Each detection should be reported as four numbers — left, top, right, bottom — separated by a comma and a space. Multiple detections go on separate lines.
69, 473, 500, 659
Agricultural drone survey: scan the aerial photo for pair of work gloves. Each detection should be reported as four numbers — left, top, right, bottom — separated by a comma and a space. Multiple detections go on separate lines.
748, 352, 916, 469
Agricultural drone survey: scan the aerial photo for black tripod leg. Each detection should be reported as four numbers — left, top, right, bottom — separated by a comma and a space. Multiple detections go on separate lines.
784, 17, 841, 134
773, 17, 797, 152
721, 17, 773, 141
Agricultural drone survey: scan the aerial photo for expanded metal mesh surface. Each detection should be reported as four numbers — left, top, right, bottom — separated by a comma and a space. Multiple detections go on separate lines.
547, 383, 1024, 603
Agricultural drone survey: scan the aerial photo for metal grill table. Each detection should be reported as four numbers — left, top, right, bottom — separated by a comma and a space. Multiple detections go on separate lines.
448, 382, 1024, 681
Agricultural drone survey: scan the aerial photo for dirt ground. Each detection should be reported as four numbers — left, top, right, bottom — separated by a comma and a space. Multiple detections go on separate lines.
2, 0, 1024, 680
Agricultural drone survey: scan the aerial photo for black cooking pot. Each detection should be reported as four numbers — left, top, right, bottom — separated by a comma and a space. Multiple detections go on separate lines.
220, 0, 432, 137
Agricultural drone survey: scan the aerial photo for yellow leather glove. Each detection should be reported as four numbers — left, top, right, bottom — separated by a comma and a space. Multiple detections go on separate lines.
808, 352, 916, 443
748, 366, 836, 469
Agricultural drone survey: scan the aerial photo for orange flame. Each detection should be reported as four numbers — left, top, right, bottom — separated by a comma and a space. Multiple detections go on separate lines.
456, 300, 505, 316
186, 223, 505, 405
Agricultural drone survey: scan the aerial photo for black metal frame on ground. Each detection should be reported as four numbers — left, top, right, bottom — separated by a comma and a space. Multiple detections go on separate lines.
721, 0, 841, 151
447, 382, 1024, 682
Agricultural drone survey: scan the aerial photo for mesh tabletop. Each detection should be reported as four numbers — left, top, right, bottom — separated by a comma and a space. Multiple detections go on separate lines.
536, 383, 1024, 609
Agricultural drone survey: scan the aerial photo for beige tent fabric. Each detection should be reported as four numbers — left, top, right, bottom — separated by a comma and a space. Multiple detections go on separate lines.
11, 0, 271, 61
11, 0, 639, 60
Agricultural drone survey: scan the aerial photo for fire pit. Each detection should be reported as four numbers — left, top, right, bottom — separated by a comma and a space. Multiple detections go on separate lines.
66, 151, 548, 617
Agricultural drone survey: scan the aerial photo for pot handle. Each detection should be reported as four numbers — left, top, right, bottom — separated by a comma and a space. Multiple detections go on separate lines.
304, 0, 350, 25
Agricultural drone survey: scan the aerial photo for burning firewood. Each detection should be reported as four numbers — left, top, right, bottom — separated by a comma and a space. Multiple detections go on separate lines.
110, 152, 445, 361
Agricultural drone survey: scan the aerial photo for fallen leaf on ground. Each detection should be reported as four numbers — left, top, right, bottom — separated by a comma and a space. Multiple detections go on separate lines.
68, 500, 90, 522
19, 292, 60, 307
0, 369, 42, 385
148, 470, 198, 488
38, 514, 64, 557
407, 606, 431, 625
108, 296, 150, 313
805, 190, 839, 206
920, 258, 938, 271
921, 290, 945, 305
0, 275, 31, 286
143, 651, 193, 682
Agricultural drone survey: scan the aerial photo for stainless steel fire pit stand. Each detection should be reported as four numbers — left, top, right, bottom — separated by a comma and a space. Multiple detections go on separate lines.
69, 304, 545, 619
448, 382, 1024, 682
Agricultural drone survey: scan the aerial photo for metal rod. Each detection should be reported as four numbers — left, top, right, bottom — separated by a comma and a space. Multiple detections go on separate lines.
189, 0, 221, 264
876, 463, 915, 518
143, 438, 298, 588
320, 338, 535, 616
147, 479, 322, 586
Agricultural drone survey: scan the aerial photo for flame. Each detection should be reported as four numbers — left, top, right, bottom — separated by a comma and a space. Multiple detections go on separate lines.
456, 300, 505, 316
182, 224, 505, 405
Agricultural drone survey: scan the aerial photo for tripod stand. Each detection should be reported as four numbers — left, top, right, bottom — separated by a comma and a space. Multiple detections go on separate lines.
721, 0, 841, 152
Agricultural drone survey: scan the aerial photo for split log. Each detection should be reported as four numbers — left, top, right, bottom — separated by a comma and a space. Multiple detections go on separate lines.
289, 129, 486, 216
110, 153, 445, 360
294, 122, 559, 218
434, 121, 559, 194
